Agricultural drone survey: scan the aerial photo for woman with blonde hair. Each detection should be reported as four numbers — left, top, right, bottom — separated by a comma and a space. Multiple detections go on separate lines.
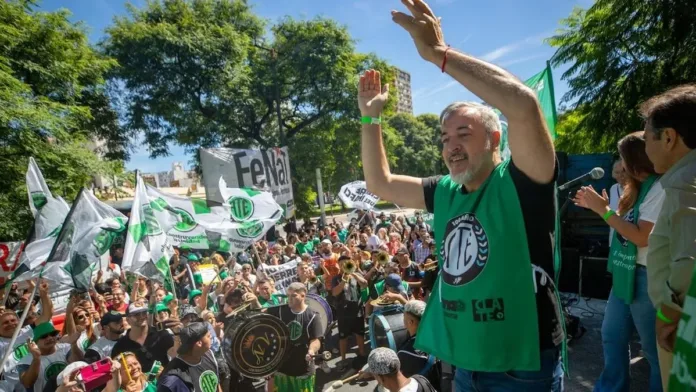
574, 131, 664, 391
64, 296, 99, 354
106, 352, 156, 392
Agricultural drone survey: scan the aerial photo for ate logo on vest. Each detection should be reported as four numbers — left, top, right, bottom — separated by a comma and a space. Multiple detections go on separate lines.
441, 213, 489, 286
45, 362, 67, 380
199, 370, 219, 392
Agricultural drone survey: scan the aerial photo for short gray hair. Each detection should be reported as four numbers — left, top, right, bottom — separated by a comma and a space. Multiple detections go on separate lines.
286, 282, 307, 294
439, 102, 502, 134
404, 300, 426, 319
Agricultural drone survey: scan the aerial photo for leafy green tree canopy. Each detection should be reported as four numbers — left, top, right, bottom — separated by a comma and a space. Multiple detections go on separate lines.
549, 0, 696, 149
0, 0, 121, 240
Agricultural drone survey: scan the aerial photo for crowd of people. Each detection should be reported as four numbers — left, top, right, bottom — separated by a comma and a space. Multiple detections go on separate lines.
0, 0, 695, 391
0, 209, 440, 392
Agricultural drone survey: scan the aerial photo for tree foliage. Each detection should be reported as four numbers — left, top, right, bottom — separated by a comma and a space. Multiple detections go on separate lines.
102, 0, 402, 217
549, 0, 696, 149
386, 113, 445, 178
0, 0, 121, 240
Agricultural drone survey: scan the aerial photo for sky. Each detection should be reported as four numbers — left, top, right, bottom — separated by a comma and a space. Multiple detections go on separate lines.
39, 0, 592, 173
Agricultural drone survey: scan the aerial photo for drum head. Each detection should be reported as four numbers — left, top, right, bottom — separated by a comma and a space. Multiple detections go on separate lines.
306, 294, 332, 335
222, 312, 289, 379
370, 310, 408, 351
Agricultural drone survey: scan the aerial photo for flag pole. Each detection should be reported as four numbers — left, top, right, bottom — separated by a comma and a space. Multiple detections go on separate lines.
0, 279, 39, 377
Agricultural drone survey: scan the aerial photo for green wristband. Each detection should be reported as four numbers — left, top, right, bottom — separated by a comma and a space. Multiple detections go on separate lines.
602, 209, 616, 221
656, 308, 675, 324
361, 116, 381, 125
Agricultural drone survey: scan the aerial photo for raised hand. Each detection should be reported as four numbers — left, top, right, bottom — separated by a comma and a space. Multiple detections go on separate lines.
391, 0, 447, 63
358, 70, 389, 118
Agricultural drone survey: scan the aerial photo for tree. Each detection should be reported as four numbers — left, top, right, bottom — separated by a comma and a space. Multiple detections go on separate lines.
548, 0, 696, 149
102, 0, 399, 217
0, 0, 122, 240
386, 113, 444, 178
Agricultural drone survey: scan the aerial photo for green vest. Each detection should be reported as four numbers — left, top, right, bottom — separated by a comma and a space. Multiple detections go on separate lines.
415, 161, 541, 371
608, 175, 658, 304
669, 269, 696, 391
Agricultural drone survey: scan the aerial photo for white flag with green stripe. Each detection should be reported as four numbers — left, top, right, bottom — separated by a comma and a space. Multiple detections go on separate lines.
141, 178, 282, 251
38, 190, 128, 291
121, 175, 174, 283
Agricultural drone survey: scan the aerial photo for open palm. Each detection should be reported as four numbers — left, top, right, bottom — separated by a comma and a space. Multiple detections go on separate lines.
358, 69, 389, 117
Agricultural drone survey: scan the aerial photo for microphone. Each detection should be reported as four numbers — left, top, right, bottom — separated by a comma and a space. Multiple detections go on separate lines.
558, 167, 605, 191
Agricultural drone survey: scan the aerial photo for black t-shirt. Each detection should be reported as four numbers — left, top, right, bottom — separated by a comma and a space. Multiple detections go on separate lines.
158, 350, 219, 392
267, 305, 323, 377
397, 335, 429, 377
400, 262, 421, 282
423, 160, 559, 350
111, 328, 174, 372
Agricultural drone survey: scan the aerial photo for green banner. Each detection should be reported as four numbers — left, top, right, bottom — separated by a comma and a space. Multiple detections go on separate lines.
497, 62, 557, 161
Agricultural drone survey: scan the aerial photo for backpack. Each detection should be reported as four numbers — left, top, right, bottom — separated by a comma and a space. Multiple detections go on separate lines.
413, 374, 438, 392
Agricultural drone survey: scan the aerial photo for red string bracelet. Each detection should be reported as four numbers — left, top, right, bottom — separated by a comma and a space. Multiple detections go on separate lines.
441, 46, 452, 73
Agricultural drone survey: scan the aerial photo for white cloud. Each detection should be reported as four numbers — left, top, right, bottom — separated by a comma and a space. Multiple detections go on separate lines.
499, 53, 548, 67
413, 80, 460, 100
479, 32, 551, 62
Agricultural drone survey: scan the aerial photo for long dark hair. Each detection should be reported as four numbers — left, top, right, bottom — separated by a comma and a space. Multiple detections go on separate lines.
617, 131, 657, 215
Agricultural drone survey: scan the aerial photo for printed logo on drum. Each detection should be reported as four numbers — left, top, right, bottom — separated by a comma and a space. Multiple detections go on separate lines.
472, 298, 505, 322
440, 213, 489, 286
199, 370, 219, 392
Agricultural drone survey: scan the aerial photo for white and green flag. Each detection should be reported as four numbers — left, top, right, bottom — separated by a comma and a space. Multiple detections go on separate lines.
121, 175, 175, 285
39, 189, 127, 291
142, 177, 282, 252
7, 160, 71, 284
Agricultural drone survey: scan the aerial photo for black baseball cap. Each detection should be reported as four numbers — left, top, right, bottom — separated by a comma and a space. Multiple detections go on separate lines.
100, 311, 124, 326
177, 322, 209, 354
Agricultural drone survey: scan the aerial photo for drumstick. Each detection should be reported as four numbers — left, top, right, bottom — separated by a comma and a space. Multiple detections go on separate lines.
331, 372, 362, 389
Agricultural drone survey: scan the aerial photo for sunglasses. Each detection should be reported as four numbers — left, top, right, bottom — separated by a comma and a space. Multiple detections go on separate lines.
39, 331, 60, 340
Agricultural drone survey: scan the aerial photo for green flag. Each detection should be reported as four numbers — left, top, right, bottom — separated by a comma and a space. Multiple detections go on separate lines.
669, 271, 696, 391
524, 62, 558, 139
497, 62, 558, 161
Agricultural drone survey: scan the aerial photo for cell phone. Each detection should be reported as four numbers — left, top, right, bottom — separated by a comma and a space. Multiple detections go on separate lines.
77, 358, 112, 390
156, 322, 164, 331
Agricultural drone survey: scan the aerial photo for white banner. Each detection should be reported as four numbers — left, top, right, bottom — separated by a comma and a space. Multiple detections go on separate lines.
200, 147, 294, 218
339, 181, 379, 210
262, 260, 299, 294
0, 242, 23, 278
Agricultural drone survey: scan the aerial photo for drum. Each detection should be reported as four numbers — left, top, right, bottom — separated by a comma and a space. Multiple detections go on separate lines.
222, 311, 289, 379
306, 294, 333, 336
369, 306, 408, 351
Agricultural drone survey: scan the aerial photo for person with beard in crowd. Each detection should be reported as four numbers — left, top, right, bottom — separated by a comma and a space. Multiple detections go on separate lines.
295, 232, 314, 256
0, 280, 53, 392
18, 322, 82, 392
157, 323, 221, 392
331, 255, 369, 369
111, 303, 179, 376
359, 0, 563, 389
84, 311, 126, 364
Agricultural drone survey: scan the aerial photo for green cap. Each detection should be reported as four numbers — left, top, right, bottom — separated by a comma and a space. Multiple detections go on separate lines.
187, 253, 199, 262
188, 289, 203, 302
162, 293, 174, 305
33, 322, 58, 340
155, 303, 170, 314
180, 245, 191, 251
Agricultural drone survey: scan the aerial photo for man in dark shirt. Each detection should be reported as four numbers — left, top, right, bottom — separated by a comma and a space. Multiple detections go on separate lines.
110, 303, 178, 374
359, 3, 561, 389
398, 300, 441, 390
157, 322, 220, 392
331, 255, 369, 368
266, 283, 322, 392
